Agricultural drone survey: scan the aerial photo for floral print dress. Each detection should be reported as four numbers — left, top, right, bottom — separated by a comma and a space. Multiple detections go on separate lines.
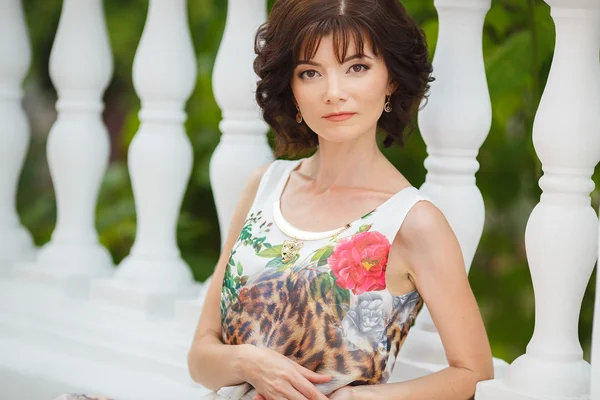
212, 158, 432, 400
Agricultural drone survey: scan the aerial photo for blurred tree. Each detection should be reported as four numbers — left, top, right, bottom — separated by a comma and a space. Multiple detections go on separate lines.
15, 0, 596, 364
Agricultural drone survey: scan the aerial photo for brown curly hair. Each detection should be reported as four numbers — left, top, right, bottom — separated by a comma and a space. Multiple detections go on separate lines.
254, 0, 434, 158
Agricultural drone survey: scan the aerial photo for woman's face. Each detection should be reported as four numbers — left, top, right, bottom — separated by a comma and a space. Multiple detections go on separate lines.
290, 34, 393, 143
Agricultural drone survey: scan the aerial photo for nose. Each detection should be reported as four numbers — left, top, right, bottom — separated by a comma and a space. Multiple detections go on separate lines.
323, 74, 347, 104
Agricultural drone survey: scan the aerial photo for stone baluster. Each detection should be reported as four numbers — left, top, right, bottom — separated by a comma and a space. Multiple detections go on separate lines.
0, 0, 35, 273
175, 0, 272, 325
210, 0, 272, 249
93, 0, 197, 311
394, 0, 496, 379
477, 1, 600, 399
24, 0, 114, 286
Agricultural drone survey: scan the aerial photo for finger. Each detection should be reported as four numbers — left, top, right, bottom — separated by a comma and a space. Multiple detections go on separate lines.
290, 374, 329, 400
279, 381, 307, 400
293, 363, 332, 383
253, 395, 266, 400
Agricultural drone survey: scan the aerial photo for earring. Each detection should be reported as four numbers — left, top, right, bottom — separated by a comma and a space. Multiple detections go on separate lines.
384, 94, 392, 113
295, 105, 303, 123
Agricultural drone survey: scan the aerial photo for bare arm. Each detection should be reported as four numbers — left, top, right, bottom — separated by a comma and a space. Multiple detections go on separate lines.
346, 201, 493, 400
187, 163, 271, 391
187, 163, 331, 400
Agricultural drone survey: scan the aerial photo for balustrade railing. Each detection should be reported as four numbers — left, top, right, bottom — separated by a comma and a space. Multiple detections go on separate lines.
0, 0, 598, 399
0, 0, 37, 273
477, 1, 600, 399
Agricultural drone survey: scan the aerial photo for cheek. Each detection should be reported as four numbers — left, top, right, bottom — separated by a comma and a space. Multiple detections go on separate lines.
357, 88, 386, 120
361, 78, 387, 103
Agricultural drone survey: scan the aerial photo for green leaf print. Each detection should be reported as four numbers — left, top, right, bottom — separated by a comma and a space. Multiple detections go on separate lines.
265, 254, 300, 271
311, 245, 334, 267
329, 270, 351, 305
358, 224, 372, 232
361, 210, 375, 219
308, 272, 335, 301
236, 261, 243, 276
257, 245, 283, 258
265, 256, 284, 269
239, 225, 252, 242
277, 254, 300, 271
333, 285, 351, 305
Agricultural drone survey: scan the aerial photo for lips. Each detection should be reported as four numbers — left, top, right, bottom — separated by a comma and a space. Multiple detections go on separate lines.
323, 112, 356, 122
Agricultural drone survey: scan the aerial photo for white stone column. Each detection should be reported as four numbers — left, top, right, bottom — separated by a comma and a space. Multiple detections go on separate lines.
25, 0, 114, 284
0, 0, 35, 272
93, 0, 197, 312
392, 0, 509, 381
175, 0, 272, 326
210, 0, 272, 249
477, 1, 600, 399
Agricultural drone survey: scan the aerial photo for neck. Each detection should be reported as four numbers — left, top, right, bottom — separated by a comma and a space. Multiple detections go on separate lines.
301, 132, 384, 192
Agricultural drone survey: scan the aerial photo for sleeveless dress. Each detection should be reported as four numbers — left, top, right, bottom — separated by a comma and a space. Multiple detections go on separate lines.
213, 158, 433, 400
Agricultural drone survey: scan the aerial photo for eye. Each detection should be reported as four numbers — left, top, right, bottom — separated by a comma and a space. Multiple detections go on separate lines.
298, 69, 320, 80
349, 64, 370, 73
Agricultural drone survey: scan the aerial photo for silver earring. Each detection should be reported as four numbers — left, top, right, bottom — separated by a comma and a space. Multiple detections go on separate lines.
296, 105, 303, 123
384, 95, 392, 113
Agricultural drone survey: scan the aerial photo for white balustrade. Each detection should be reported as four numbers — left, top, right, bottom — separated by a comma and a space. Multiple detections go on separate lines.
392, 0, 503, 381
93, 0, 198, 310
175, 0, 272, 323
24, 0, 114, 285
0, 0, 35, 272
477, 1, 600, 399
210, 0, 272, 249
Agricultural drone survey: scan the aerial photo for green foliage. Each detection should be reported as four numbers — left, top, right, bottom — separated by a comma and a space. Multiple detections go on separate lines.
15, 0, 596, 365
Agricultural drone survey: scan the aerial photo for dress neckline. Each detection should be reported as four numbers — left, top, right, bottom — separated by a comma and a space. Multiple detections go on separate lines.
273, 158, 415, 241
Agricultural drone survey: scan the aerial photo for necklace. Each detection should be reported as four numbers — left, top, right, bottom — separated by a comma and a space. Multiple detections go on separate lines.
281, 222, 352, 263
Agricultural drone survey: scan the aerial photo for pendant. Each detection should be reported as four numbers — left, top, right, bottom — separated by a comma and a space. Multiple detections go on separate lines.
281, 238, 303, 263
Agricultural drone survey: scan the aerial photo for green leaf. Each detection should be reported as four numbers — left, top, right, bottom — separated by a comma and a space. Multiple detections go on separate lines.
328, 270, 351, 305
486, 31, 532, 98
311, 245, 334, 266
236, 261, 243, 276
257, 245, 283, 258
265, 254, 299, 271
361, 210, 375, 219
333, 286, 351, 305
358, 224, 372, 232
266, 256, 284, 269
309, 273, 335, 301
277, 254, 300, 271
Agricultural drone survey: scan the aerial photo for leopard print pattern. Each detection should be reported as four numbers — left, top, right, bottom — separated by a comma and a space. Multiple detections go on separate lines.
221, 266, 423, 391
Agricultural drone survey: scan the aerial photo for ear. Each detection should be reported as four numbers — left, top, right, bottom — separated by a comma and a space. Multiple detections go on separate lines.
387, 81, 399, 96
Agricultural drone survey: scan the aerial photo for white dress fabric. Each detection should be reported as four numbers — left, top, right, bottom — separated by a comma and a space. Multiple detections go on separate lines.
211, 158, 434, 399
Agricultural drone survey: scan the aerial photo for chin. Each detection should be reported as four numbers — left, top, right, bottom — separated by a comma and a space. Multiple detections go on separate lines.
312, 125, 366, 143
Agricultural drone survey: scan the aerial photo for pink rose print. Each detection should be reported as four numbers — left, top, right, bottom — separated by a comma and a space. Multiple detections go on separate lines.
328, 231, 390, 295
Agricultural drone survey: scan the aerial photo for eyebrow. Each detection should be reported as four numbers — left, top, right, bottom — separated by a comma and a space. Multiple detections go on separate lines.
296, 54, 372, 67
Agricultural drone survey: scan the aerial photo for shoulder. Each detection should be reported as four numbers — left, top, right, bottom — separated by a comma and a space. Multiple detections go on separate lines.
239, 159, 295, 204
393, 198, 462, 276
234, 161, 276, 209
245, 162, 273, 190
400, 199, 449, 243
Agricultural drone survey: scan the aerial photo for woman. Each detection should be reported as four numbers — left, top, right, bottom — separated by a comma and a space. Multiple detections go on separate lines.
188, 0, 494, 399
